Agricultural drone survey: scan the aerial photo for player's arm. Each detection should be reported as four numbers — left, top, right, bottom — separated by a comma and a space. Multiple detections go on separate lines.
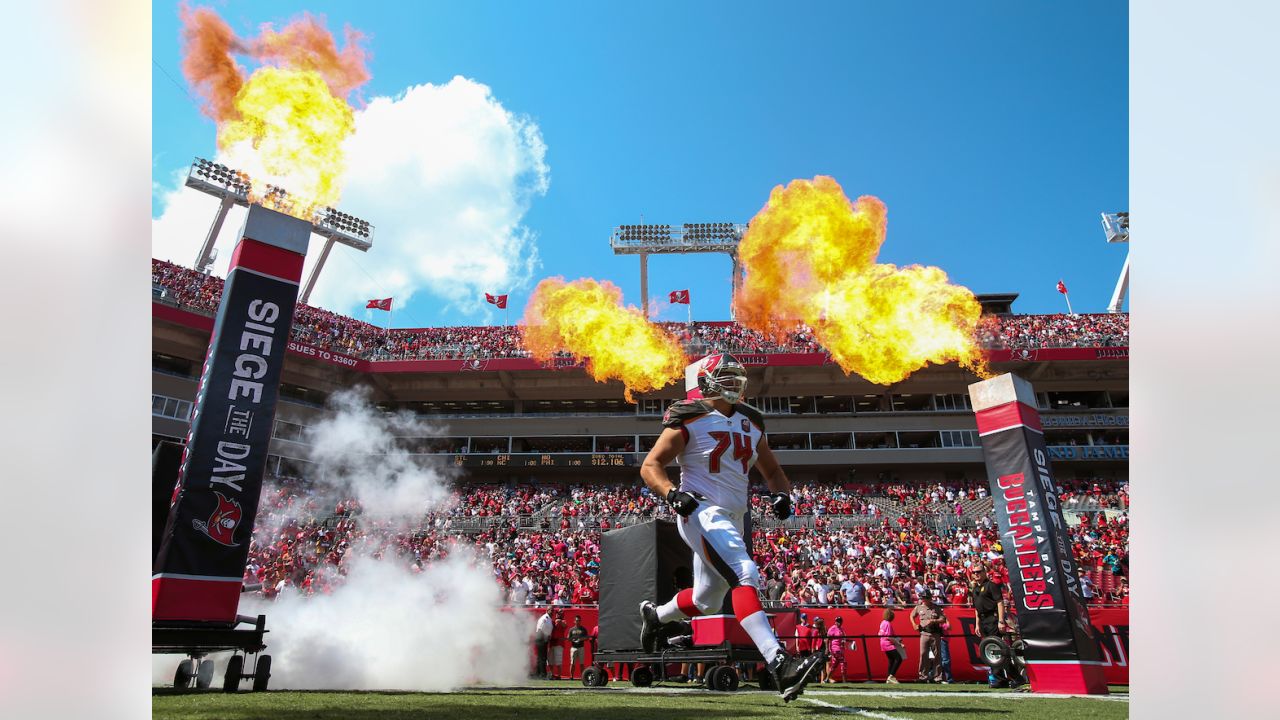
641, 427, 698, 516
755, 437, 795, 519
754, 438, 791, 495
640, 427, 685, 499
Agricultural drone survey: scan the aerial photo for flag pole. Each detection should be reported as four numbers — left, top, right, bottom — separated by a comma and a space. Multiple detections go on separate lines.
1063, 292, 1074, 315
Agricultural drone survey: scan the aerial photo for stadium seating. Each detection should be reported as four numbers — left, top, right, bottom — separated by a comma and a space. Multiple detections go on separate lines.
152, 259, 1131, 360
242, 478, 1129, 608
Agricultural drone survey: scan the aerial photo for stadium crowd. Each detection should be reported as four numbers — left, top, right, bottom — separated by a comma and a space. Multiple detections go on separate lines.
241, 478, 1129, 607
976, 313, 1129, 349
153, 259, 1130, 360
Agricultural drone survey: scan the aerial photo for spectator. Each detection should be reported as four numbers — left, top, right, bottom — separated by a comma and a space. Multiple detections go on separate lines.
936, 613, 954, 684
533, 609, 553, 679
568, 615, 589, 680
796, 613, 814, 657
879, 608, 905, 684
825, 616, 849, 683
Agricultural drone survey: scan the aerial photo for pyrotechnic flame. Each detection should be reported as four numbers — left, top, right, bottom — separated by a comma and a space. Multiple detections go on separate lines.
522, 278, 687, 402
733, 176, 990, 384
179, 5, 369, 218
219, 67, 356, 216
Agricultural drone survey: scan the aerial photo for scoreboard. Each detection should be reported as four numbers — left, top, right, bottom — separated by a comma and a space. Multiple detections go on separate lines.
452, 453, 640, 468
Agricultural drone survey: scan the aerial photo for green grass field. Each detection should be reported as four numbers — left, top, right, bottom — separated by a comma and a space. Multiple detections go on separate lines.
153, 682, 1130, 720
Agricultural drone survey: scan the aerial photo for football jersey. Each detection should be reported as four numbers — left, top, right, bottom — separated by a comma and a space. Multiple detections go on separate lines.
662, 400, 766, 514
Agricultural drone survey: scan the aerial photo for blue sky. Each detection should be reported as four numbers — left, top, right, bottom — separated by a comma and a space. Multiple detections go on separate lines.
152, 1, 1128, 328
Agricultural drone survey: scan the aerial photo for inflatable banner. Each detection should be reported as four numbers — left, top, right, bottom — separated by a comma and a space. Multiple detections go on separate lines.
153, 207, 310, 624
968, 373, 1108, 694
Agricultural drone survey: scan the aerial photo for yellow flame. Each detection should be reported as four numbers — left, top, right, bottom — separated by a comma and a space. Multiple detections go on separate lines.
522, 278, 687, 402
733, 176, 989, 384
218, 66, 356, 219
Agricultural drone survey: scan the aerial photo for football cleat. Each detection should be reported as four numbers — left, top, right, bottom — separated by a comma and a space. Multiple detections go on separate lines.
639, 601, 661, 653
769, 649, 825, 702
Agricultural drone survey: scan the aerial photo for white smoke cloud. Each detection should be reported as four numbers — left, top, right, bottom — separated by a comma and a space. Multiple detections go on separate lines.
153, 387, 532, 689
239, 552, 529, 690
302, 389, 453, 518
151, 75, 549, 321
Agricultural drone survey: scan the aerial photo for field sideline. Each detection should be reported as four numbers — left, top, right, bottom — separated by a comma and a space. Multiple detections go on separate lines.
153, 682, 1130, 720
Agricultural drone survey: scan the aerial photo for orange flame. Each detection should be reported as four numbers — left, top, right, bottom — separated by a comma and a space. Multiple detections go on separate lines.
522, 278, 687, 402
179, 5, 245, 123
218, 67, 356, 216
733, 176, 989, 384
178, 5, 370, 218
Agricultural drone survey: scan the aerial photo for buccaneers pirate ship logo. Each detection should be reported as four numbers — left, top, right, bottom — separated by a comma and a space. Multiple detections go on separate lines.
193, 492, 243, 547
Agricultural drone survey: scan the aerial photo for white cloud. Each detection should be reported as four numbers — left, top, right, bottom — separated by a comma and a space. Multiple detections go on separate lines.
151, 76, 549, 320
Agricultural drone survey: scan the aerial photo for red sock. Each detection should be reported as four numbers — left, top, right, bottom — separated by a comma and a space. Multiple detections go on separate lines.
676, 588, 702, 617
731, 586, 764, 622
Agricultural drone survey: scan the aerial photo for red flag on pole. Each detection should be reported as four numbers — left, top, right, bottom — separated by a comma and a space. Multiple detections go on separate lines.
669, 289, 690, 304
365, 297, 392, 311
485, 293, 508, 309
1056, 280, 1068, 295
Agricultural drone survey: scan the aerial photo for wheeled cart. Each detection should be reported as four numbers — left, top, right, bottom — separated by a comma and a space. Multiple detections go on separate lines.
153, 614, 272, 692
585, 642, 767, 691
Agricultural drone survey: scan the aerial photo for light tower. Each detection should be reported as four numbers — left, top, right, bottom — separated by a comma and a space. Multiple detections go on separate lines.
609, 222, 747, 317
1101, 211, 1129, 313
185, 157, 375, 304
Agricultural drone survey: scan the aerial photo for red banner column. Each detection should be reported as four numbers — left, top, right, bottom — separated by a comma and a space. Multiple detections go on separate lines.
968, 373, 1109, 695
153, 206, 311, 625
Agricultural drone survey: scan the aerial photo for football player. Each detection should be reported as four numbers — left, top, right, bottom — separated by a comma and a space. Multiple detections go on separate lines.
638, 353, 823, 702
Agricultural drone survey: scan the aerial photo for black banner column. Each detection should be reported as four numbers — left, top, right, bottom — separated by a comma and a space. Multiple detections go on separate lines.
153, 206, 311, 624
968, 373, 1108, 695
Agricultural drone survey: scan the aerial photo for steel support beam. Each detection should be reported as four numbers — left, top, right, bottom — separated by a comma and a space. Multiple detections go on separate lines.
299, 237, 336, 305
640, 252, 649, 318
194, 195, 235, 273
1108, 251, 1130, 313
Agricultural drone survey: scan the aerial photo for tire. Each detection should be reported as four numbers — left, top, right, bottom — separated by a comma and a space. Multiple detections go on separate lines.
1011, 640, 1027, 669
222, 655, 243, 693
173, 659, 196, 690
710, 666, 738, 692
251, 655, 272, 692
196, 659, 215, 689
630, 665, 654, 687
979, 637, 1010, 669
594, 668, 610, 687
582, 667, 599, 687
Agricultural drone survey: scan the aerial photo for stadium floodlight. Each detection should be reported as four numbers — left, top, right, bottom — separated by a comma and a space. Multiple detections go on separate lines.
610, 221, 749, 317
1101, 212, 1129, 313
185, 157, 376, 304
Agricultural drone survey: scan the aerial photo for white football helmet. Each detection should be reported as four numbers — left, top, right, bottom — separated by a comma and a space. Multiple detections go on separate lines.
694, 353, 748, 403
